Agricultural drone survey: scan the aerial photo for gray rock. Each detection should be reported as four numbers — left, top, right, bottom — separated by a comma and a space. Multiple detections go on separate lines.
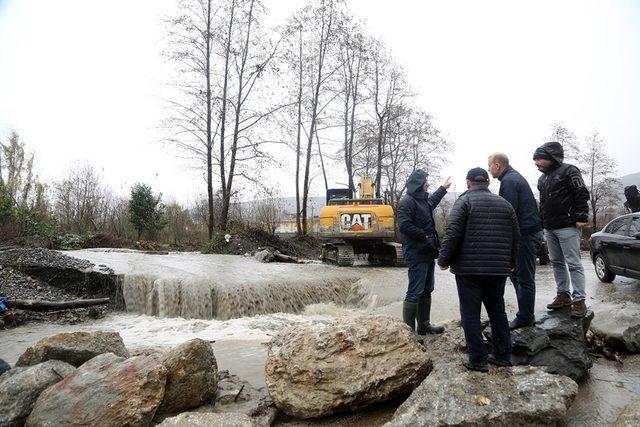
254, 249, 275, 263
211, 370, 278, 426
614, 397, 640, 426
16, 331, 129, 367
387, 364, 578, 426
0, 360, 75, 427
485, 309, 593, 382
265, 315, 432, 419
158, 412, 256, 427
26, 353, 167, 427
591, 303, 640, 353
154, 338, 218, 419
0, 358, 10, 376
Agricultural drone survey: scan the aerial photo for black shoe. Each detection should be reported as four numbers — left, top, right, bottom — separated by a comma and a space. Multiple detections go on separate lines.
420, 323, 445, 334
509, 319, 534, 330
463, 361, 489, 372
488, 355, 512, 367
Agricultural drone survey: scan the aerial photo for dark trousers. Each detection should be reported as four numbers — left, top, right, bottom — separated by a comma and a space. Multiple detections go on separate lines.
510, 231, 542, 325
456, 275, 512, 364
405, 259, 435, 303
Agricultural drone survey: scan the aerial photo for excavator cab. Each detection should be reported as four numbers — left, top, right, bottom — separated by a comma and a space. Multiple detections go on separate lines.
318, 175, 404, 267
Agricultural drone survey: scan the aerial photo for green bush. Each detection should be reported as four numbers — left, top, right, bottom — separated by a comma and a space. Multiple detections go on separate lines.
200, 231, 229, 254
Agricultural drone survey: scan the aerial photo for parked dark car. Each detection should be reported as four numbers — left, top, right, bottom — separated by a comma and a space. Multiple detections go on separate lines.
589, 213, 640, 282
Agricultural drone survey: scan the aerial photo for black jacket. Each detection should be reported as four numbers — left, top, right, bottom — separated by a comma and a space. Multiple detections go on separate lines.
437, 185, 520, 275
498, 165, 542, 235
397, 170, 447, 264
536, 142, 590, 230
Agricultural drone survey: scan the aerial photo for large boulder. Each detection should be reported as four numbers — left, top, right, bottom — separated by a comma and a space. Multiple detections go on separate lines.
16, 331, 129, 367
485, 308, 593, 381
26, 353, 167, 427
591, 303, 640, 353
0, 360, 75, 427
154, 338, 218, 419
387, 364, 578, 426
615, 398, 640, 426
265, 315, 432, 419
157, 412, 255, 427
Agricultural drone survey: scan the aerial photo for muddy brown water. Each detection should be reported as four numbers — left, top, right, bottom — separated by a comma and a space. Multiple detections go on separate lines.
1, 249, 638, 426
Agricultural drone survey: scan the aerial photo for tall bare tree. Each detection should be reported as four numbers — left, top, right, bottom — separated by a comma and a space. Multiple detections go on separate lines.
370, 41, 408, 197
164, 0, 218, 239
576, 131, 621, 231
547, 122, 580, 163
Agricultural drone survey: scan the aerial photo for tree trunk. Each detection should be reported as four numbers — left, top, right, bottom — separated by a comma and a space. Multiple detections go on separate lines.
218, 0, 236, 231
295, 26, 303, 236
6, 298, 110, 311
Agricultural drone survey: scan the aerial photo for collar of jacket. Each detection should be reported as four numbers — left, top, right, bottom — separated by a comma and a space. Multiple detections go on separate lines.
467, 185, 490, 193
410, 190, 428, 200
498, 165, 513, 181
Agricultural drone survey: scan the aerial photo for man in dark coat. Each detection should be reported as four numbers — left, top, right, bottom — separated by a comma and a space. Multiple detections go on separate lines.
533, 142, 590, 318
438, 167, 519, 372
397, 169, 451, 338
488, 153, 543, 329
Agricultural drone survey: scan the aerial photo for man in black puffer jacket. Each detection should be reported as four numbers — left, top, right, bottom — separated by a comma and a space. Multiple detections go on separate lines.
397, 169, 451, 338
438, 168, 520, 372
534, 142, 590, 319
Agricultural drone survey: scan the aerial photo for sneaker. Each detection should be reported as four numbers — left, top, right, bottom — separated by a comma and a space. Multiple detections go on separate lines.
509, 319, 534, 330
546, 292, 572, 310
463, 361, 489, 372
570, 300, 587, 318
488, 355, 513, 367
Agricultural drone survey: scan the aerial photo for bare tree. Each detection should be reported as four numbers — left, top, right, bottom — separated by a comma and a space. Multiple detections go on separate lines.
54, 164, 112, 234
336, 15, 368, 193
576, 131, 620, 231
163, 0, 218, 239
283, 0, 342, 235
370, 41, 408, 197
547, 122, 580, 163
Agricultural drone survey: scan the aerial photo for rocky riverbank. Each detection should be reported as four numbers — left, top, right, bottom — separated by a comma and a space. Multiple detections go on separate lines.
0, 248, 122, 329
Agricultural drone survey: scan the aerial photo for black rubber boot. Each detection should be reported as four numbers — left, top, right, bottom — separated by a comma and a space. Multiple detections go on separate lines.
417, 296, 445, 334
402, 301, 424, 341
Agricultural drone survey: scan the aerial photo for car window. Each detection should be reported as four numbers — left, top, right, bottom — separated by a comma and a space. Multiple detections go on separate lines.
607, 218, 629, 235
630, 217, 640, 236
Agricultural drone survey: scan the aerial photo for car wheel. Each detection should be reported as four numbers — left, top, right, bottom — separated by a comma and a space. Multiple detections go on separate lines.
594, 254, 615, 282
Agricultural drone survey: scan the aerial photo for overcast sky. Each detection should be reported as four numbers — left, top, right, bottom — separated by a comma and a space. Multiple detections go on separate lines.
1, 0, 639, 204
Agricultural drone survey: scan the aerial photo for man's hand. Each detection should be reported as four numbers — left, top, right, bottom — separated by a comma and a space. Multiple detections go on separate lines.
442, 176, 452, 190
438, 264, 449, 271
576, 222, 588, 229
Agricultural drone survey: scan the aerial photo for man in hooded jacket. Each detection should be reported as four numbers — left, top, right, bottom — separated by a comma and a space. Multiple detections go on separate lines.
397, 169, 451, 338
533, 142, 590, 318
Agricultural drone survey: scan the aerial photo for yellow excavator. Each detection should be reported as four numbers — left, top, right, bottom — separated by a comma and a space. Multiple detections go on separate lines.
318, 175, 405, 267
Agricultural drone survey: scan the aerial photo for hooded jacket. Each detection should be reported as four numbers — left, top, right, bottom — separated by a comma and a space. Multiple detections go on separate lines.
437, 185, 520, 275
397, 169, 447, 264
498, 165, 542, 235
535, 142, 590, 230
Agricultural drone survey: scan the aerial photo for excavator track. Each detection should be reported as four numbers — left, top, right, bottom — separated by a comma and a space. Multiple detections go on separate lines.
321, 243, 355, 266
388, 242, 406, 267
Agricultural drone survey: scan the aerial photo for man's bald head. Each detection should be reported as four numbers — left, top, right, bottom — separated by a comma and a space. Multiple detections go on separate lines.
488, 152, 509, 178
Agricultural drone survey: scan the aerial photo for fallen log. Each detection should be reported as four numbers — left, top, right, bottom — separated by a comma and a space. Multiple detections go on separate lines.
4, 298, 110, 311
273, 252, 304, 264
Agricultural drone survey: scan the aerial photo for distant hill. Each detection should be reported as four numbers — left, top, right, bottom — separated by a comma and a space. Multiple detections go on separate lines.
621, 172, 640, 188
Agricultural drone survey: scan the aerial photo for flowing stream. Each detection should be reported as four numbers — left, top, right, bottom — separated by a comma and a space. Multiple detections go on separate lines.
1, 249, 639, 426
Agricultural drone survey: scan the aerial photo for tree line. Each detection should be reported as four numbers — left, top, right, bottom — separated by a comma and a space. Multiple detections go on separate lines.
162, 0, 452, 238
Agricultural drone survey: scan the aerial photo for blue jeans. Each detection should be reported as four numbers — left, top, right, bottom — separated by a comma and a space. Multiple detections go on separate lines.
456, 275, 511, 364
405, 259, 435, 303
510, 231, 542, 325
544, 227, 586, 301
